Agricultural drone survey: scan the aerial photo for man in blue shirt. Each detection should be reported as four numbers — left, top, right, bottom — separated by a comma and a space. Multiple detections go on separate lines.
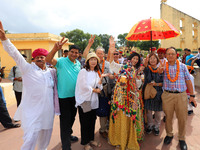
46, 39, 81, 150
185, 49, 193, 66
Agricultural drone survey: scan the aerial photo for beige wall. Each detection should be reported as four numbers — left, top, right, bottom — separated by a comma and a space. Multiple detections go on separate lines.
0, 33, 73, 77
160, 3, 200, 54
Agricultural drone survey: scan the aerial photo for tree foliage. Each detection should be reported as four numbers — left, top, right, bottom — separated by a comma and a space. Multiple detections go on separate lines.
60, 29, 159, 53
117, 33, 159, 51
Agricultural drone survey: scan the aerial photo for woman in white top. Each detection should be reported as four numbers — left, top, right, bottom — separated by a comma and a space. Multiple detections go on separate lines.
75, 53, 108, 150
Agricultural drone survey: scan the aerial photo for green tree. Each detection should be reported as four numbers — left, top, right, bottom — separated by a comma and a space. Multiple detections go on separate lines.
98, 34, 111, 53
117, 33, 139, 48
60, 29, 101, 52
137, 41, 160, 51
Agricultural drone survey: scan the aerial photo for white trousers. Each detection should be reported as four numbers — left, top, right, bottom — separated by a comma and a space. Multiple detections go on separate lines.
146, 110, 162, 129
21, 129, 53, 150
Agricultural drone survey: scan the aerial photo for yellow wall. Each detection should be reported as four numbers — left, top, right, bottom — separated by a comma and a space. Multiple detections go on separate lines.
160, 3, 200, 54
0, 33, 73, 77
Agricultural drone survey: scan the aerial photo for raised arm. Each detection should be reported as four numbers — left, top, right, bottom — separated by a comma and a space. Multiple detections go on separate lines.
0, 21, 29, 73
108, 36, 116, 64
83, 35, 95, 58
46, 37, 68, 66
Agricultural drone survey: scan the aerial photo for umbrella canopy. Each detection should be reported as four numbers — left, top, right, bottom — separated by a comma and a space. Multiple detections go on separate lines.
126, 18, 180, 41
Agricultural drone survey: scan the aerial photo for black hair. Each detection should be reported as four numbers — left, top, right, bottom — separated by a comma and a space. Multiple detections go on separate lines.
166, 47, 177, 54
128, 52, 141, 69
64, 50, 69, 53
22, 54, 27, 58
69, 45, 80, 51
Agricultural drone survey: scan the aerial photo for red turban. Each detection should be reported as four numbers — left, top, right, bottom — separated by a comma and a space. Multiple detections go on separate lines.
157, 48, 166, 54
150, 47, 156, 51
32, 48, 49, 58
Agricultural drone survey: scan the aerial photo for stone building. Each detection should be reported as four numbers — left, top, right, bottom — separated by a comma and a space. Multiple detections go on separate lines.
0, 33, 73, 77
160, 2, 200, 53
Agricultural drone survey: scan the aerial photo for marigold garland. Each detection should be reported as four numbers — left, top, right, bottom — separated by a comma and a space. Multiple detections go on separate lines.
148, 65, 158, 73
166, 59, 180, 82
97, 59, 105, 77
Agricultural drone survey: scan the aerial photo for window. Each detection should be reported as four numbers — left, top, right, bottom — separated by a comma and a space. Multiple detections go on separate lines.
58, 49, 63, 57
18, 49, 32, 63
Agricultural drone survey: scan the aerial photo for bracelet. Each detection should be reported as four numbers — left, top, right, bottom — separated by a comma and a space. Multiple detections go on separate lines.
157, 83, 159, 86
190, 95, 195, 98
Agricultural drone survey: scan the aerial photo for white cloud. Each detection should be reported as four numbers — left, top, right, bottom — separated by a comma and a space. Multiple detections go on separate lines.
0, 0, 199, 38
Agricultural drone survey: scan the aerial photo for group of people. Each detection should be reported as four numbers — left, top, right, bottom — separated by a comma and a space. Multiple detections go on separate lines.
0, 20, 198, 150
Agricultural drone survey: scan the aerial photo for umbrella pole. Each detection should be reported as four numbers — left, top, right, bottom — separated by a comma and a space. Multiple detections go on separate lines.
150, 31, 152, 53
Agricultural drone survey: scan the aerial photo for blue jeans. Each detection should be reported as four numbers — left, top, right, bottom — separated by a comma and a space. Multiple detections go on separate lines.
0, 86, 6, 106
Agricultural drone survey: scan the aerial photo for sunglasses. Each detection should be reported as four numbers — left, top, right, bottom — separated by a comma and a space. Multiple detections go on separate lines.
114, 53, 119, 55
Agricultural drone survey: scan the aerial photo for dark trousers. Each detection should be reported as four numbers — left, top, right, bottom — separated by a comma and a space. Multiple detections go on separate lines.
59, 97, 77, 150
14, 91, 22, 107
0, 92, 13, 128
195, 59, 200, 67
78, 106, 97, 145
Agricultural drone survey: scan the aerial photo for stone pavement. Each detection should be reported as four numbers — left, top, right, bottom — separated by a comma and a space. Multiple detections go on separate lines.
0, 88, 200, 150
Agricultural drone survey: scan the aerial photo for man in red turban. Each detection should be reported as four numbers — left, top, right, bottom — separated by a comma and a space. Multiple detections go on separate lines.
0, 21, 67, 150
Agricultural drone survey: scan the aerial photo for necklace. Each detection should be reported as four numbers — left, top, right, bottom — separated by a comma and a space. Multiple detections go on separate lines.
97, 59, 105, 77
148, 65, 158, 73
166, 60, 180, 82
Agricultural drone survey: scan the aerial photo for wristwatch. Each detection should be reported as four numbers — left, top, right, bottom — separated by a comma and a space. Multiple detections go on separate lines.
190, 95, 195, 98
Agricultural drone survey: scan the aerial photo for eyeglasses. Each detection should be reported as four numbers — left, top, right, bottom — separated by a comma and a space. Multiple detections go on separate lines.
166, 53, 176, 56
114, 53, 119, 55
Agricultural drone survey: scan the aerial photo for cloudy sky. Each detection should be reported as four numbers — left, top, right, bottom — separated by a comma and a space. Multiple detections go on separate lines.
0, 0, 199, 38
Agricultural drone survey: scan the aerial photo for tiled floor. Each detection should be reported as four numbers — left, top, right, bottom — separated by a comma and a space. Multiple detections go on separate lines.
1, 88, 200, 150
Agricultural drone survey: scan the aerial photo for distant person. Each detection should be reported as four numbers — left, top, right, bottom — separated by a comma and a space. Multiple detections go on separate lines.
8, 54, 27, 107
186, 47, 200, 67
0, 77, 21, 129
157, 48, 167, 66
182, 48, 188, 64
185, 49, 193, 66
118, 50, 124, 64
77, 52, 85, 68
63, 49, 69, 57
0, 66, 6, 78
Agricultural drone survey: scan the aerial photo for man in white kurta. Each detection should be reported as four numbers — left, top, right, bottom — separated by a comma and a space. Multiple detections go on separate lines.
0, 21, 62, 150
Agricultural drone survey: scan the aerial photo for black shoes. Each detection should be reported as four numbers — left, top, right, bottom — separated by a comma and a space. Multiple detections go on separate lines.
164, 136, 173, 145
188, 110, 193, 115
146, 126, 153, 134
5, 123, 21, 129
71, 135, 78, 142
153, 127, 160, 136
163, 116, 166, 122
179, 140, 187, 150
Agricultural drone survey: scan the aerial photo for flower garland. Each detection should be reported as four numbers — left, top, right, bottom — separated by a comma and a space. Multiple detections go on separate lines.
111, 61, 139, 124
166, 59, 180, 82
97, 59, 105, 77
148, 65, 158, 73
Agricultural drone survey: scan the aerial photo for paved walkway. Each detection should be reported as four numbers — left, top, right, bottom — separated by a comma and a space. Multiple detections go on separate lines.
0, 88, 200, 150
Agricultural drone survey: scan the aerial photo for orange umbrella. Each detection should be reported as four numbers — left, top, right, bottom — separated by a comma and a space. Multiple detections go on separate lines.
126, 18, 180, 41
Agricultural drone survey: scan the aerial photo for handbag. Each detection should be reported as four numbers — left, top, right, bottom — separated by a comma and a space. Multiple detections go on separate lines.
96, 89, 110, 117
144, 83, 157, 100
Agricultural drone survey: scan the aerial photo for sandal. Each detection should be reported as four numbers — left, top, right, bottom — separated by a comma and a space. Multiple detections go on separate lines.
90, 141, 102, 148
84, 144, 93, 150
